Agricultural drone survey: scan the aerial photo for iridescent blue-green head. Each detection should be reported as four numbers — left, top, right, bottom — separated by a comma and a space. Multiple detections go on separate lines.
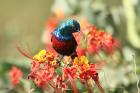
52, 19, 80, 41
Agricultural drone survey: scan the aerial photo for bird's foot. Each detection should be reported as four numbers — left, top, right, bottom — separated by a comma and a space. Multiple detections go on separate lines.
67, 59, 73, 67
56, 55, 64, 66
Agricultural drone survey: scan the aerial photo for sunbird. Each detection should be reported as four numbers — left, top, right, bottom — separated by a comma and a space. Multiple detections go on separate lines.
51, 19, 80, 60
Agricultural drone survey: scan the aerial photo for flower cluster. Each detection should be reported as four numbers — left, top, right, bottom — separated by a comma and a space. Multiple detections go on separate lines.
9, 66, 23, 86
85, 26, 119, 54
26, 49, 105, 93
28, 50, 56, 88
33, 49, 54, 62
28, 62, 55, 88
73, 25, 119, 56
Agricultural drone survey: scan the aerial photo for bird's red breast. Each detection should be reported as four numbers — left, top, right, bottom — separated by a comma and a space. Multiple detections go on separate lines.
51, 35, 77, 55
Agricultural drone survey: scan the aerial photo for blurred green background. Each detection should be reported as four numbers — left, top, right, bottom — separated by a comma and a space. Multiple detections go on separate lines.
0, 0, 140, 93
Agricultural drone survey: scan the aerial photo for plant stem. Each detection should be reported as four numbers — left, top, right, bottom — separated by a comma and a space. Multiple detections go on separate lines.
95, 81, 105, 93
68, 75, 78, 93
85, 79, 94, 93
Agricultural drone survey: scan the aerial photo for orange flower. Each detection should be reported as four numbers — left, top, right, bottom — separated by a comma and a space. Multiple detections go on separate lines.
53, 9, 65, 19
33, 49, 55, 62
73, 56, 89, 71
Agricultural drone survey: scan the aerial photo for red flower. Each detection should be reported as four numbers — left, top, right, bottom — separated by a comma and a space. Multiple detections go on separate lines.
42, 17, 59, 44
73, 32, 82, 45
63, 66, 77, 79
28, 62, 55, 87
102, 37, 119, 54
9, 66, 23, 86
87, 39, 100, 54
76, 48, 86, 56
54, 75, 68, 92
45, 17, 59, 32
86, 25, 119, 54
45, 44, 58, 56
63, 67, 79, 93
79, 64, 97, 80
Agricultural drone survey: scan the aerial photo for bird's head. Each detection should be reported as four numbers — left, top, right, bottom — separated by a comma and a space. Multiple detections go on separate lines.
65, 19, 80, 33
52, 19, 80, 41
57, 19, 80, 34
